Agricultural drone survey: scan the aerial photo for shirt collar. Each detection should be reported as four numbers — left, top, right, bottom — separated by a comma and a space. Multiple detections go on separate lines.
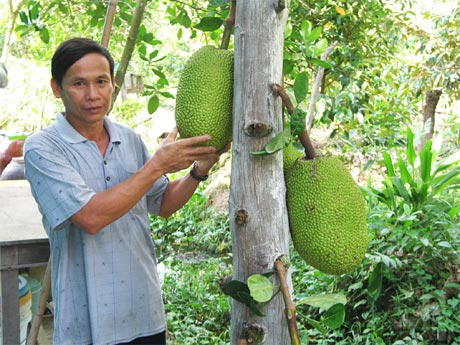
55, 112, 121, 145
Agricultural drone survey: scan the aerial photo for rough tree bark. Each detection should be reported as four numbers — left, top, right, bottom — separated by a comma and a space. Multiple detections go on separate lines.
229, 1, 291, 344
419, 89, 442, 151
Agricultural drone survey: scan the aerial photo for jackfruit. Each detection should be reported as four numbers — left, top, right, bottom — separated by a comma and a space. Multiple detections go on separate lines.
283, 142, 304, 175
285, 155, 368, 275
175, 45, 233, 151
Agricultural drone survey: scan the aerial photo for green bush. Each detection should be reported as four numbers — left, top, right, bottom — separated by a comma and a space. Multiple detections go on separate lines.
150, 180, 231, 260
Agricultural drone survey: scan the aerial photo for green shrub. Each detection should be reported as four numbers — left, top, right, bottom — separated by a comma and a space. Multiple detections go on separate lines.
150, 180, 231, 260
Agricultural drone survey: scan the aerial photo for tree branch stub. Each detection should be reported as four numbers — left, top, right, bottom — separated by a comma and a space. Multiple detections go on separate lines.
274, 0, 287, 13
244, 121, 273, 137
235, 208, 250, 225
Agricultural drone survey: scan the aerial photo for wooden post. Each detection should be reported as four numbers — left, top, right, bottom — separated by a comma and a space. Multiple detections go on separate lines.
229, 0, 291, 343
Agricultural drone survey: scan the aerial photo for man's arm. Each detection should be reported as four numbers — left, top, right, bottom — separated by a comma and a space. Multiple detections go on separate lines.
71, 129, 218, 234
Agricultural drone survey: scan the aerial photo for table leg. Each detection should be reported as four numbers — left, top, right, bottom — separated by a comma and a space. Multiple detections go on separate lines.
0, 246, 20, 345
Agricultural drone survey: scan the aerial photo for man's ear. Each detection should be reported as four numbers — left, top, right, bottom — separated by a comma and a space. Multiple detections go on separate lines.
50, 78, 62, 98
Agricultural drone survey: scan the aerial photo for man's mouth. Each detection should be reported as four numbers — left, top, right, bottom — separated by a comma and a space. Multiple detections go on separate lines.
86, 106, 103, 112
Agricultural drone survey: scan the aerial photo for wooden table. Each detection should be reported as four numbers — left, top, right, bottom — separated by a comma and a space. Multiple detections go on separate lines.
0, 180, 49, 345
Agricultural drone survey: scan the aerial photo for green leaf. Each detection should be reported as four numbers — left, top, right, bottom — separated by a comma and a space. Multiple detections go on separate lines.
432, 168, 460, 195
321, 303, 345, 330
143, 32, 154, 42
309, 58, 332, 69
297, 293, 347, 310
293, 72, 309, 103
391, 177, 411, 202
419, 141, 433, 183
437, 241, 452, 248
290, 108, 306, 136
368, 262, 383, 300
397, 157, 414, 186
7, 134, 28, 140
247, 274, 274, 303
223, 280, 266, 316
29, 4, 40, 21
382, 152, 395, 177
250, 150, 270, 156
283, 59, 294, 75
264, 129, 291, 154
307, 26, 323, 42
209, 0, 229, 6
223, 280, 251, 303
19, 10, 29, 25
249, 300, 266, 317
306, 317, 328, 334
406, 128, 416, 166
147, 95, 159, 114
178, 11, 192, 28
300, 20, 312, 42
194, 17, 223, 31
39, 27, 50, 44
152, 68, 165, 79
313, 38, 328, 57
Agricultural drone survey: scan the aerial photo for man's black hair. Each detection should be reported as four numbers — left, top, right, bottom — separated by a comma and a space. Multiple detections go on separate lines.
51, 37, 115, 87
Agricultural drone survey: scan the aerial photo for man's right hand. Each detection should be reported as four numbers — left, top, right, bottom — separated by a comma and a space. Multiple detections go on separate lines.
150, 127, 218, 175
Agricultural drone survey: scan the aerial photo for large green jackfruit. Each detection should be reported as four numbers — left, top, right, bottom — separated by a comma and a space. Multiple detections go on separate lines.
175, 45, 233, 151
285, 156, 368, 275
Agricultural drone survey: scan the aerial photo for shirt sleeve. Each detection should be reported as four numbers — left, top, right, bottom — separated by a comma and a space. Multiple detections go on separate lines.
146, 174, 169, 215
139, 139, 169, 215
24, 146, 95, 231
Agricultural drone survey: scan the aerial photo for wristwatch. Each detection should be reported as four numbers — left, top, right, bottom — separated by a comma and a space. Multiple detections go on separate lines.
190, 162, 209, 181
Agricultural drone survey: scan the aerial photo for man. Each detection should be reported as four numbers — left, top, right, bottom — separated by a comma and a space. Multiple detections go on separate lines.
24, 37, 228, 345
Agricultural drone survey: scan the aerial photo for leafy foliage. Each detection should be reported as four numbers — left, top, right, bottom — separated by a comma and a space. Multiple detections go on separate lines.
162, 256, 232, 344
150, 179, 231, 260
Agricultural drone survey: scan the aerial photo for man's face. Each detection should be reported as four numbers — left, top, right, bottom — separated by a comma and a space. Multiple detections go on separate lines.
51, 52, 115, 128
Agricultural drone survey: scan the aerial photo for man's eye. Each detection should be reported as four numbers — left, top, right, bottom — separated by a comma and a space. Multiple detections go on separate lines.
98, 79, 108, 84
74, 81, 83, 86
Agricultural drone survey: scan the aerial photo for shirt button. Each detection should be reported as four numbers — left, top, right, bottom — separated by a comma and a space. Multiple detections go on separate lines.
104, 160, 107, 165
106, 176, 111, 181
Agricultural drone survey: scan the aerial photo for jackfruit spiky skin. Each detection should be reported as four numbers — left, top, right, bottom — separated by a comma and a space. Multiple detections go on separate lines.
175, 45, 233, 151
286, 156, 368, 275
283, 142, 304, 175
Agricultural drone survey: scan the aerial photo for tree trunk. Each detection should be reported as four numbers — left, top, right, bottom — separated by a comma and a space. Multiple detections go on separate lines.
111, 0, 148, 106
419, 89, 442, 150
229, 1, 291, 344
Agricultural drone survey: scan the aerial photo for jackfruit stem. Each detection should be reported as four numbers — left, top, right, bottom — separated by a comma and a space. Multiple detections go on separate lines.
220, 0, 236, 50
299, 129, 316, 160
271, 83, 315, 160
271, 83, 295, 115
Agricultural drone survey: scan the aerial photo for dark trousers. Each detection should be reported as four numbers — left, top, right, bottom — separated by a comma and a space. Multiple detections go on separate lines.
116, 331, 166, 345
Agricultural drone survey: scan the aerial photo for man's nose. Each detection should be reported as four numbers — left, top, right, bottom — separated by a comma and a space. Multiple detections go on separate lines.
86, 83, 99, 99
